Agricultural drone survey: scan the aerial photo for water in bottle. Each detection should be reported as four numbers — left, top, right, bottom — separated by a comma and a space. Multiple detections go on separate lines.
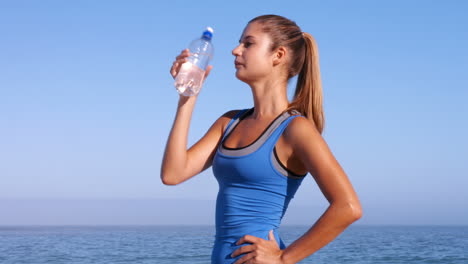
175, 27, 214, 96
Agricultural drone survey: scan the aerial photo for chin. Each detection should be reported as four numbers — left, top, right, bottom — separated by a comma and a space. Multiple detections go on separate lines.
235, 71, 254, 84
235, 71, 246, 82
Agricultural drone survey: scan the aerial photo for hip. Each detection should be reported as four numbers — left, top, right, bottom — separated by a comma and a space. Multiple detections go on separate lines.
211, 228, 286, 264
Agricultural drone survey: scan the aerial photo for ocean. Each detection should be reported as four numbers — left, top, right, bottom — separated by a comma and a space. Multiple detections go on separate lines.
0, 225, 466, 263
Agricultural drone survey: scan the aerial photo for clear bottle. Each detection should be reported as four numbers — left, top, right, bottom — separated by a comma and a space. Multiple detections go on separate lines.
174, 27, 214, 96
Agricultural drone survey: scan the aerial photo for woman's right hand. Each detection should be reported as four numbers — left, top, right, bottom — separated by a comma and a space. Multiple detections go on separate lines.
170, 49, 190, 79
169, 49, 213, 81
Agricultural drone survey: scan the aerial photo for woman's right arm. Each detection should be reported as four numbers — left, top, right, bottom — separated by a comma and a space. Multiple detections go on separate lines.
160, 96, 233, 185
160, 49, 236, 185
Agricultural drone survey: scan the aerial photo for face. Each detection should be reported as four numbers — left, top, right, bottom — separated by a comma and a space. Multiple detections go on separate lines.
232, 22, 276, 83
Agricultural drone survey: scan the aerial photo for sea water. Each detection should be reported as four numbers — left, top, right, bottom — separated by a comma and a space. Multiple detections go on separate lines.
0, 225, 467, 263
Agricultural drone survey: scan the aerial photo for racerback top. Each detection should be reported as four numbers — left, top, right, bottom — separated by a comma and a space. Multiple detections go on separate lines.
210, 107, 307, 263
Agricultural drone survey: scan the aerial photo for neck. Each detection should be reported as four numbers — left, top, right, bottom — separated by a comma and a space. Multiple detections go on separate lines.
248, 78, 289, 120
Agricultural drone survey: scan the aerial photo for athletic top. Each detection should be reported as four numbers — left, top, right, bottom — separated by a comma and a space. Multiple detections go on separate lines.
210, 107, 307, 264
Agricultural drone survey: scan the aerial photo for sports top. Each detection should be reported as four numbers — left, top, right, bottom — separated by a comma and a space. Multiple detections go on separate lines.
210, 107, 307, 263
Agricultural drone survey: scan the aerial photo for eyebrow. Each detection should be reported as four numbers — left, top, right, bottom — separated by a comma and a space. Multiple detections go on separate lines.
239, 35, 255, 43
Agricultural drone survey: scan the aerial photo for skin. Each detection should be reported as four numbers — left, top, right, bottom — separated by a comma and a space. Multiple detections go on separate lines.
162, 21, 362, 264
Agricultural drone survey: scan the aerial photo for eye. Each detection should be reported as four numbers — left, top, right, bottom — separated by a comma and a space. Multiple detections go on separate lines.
244, 42, 252, 48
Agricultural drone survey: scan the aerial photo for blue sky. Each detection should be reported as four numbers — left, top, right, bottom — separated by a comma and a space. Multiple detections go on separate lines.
1, 0, 467, 225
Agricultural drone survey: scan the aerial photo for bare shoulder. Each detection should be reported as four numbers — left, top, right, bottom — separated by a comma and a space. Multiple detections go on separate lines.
282, 115, 337, 180
222, 109, 242, 119
214, 109, 243, 131
283, 115, 322, 146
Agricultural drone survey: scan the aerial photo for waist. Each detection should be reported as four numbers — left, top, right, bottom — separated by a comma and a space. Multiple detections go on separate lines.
211, 228, 286, 263
214, 219, 280, 240
215, 192, 288, 222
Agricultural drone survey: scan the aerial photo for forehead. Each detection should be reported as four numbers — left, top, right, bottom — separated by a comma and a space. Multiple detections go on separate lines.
240, 22, 267, 40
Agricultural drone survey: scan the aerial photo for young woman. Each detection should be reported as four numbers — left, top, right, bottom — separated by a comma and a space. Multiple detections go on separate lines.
161, 14, 362, 264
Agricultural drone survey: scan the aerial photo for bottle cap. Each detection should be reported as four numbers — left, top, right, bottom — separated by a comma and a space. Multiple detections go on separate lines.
202, 27, 214, 40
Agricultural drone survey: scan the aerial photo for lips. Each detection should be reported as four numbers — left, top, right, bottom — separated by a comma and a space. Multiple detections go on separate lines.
234, 61, 244, 68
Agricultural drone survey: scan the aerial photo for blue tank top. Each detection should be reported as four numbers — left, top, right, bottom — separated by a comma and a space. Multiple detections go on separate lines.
211, 107, 306, 264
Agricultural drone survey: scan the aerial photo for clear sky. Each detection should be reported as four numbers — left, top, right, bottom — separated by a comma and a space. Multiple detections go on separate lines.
1, 1, 467, 225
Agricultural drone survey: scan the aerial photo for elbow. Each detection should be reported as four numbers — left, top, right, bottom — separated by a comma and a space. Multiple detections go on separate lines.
349, 201, 363, 222
161, 176, 178, 186
160, 168, 180, 186
335, 200, 363, 225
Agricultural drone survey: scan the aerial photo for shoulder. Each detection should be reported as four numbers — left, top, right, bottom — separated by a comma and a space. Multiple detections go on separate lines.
282, 115, 330, 167
213, 109, 243, 132
283, 115, 322, 146
219, 109, 244, 122
222, 109, 243, 119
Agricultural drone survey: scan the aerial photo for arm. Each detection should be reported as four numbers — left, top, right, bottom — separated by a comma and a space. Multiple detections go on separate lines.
279, 116, 363, 264
160, 49, 222, 185
231, 116, 363, 264
160, 95, 235, 185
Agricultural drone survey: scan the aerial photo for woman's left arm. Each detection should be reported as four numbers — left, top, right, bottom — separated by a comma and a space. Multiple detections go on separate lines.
278, 116, 363, 264
233, 116, 363, 264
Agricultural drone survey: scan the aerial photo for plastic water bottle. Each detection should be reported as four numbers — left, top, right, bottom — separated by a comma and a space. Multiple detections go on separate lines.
174, 27, 214, 96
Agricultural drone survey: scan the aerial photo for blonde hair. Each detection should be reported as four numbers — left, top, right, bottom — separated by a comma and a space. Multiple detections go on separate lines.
249, 15, 325, 134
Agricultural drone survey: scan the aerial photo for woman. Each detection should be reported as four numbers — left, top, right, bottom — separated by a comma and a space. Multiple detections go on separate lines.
161, 14, 362, 264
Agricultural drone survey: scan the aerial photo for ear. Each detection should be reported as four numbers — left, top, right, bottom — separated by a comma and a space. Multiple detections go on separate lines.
272, 46, 287, 66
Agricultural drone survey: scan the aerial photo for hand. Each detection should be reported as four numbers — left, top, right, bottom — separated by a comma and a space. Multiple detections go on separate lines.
232, 230, 284, 264
170, 49, 213, 80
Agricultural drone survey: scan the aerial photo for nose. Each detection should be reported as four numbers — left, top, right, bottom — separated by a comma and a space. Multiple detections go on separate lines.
232, 44, 242, 57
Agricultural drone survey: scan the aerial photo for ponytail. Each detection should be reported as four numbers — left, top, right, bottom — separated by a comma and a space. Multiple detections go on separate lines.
288, 32, 324, 134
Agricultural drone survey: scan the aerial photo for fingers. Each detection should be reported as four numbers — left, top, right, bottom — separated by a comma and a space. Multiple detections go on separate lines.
231, 244, 256, 258
236, 234, 261, 245
175, 49, 190, 60
203, 65, 213, 80
232, 231, 281, 263
171, 49, 213, 84
233, 252, 256, 264
170, 49, 190, 79
268, 230, 276, 241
